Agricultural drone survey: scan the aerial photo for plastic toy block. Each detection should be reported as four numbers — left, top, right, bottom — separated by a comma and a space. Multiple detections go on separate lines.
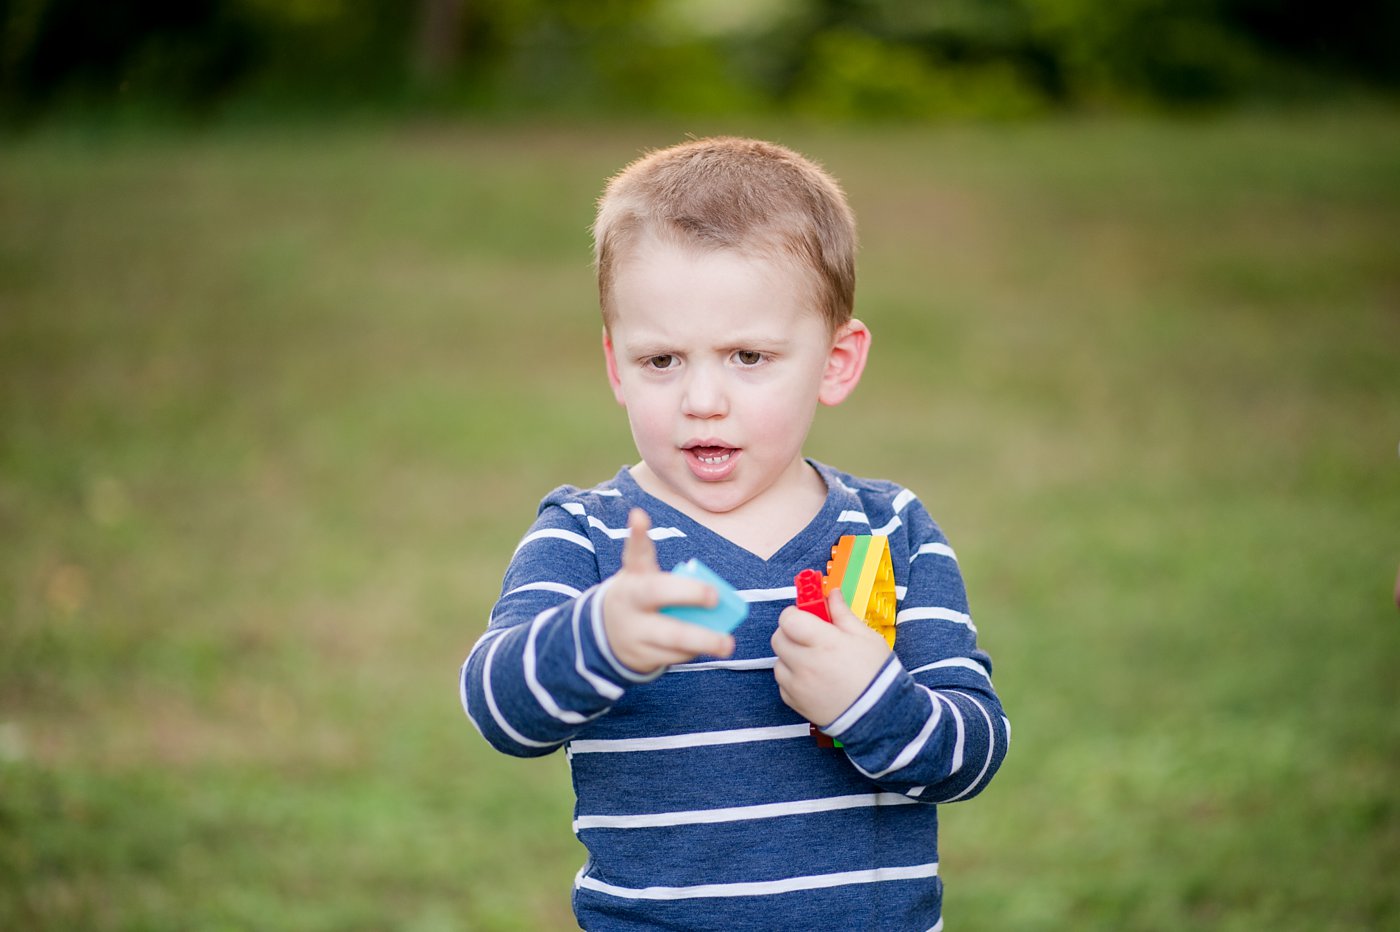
795, 535, 898, 748
825, 535, 897, 648
794, 568, 831, 623
825, 536, 856, 599
796, 568, 840, 746
660, 558, 749, 633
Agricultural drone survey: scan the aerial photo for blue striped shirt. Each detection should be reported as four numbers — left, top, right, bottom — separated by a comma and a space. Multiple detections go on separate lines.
461, 461, 1009, 930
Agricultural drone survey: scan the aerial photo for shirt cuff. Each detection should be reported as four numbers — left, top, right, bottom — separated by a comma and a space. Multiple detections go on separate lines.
822, 655, 905, 738
588, 578, 667, 685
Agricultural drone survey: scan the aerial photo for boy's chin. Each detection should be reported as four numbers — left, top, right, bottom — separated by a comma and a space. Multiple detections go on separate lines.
680, 488, 748, 516
638, 467, 747, 516
667, 481, 744, 516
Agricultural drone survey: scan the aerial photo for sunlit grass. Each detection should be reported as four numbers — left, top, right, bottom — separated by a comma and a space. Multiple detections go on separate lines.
2, 110, 1398, 928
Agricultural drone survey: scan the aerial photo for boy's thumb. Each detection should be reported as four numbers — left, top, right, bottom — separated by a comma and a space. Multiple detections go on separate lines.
826, 588, 866, 633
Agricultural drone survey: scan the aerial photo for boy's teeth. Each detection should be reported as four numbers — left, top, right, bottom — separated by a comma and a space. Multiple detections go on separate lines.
691, 446, 733, 465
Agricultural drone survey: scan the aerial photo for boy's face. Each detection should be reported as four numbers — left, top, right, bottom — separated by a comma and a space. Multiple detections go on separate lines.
603, 237, 865, 519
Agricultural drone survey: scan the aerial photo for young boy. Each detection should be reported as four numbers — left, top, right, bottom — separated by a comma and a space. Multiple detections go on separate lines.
460, 137, 1008, 930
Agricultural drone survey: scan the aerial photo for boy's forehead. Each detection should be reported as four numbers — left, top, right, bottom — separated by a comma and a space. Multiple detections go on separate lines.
608, 236, 829, 341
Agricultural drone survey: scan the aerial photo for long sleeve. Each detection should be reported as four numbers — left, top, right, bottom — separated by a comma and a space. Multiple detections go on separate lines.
820, 493, 1010, 802
460, 501, 656, 757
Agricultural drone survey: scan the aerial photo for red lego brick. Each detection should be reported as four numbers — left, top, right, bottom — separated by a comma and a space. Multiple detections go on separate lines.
794, 568, 832, 623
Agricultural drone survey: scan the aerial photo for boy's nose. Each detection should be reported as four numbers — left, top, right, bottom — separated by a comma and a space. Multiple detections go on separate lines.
680, 366, 729, 419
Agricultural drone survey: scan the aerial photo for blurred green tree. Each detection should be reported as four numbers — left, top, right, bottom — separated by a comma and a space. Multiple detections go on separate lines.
0, 0, 1394, 119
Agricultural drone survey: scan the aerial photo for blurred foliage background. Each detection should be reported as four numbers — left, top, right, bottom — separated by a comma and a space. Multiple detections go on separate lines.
3, 0, 1400, 122
3, 1, 1400, 930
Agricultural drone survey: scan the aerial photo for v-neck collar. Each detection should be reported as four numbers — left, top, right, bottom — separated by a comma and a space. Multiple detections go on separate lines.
610, 459, 858, 573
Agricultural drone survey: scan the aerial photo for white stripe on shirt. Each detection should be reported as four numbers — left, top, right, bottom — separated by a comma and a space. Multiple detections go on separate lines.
937, 690, 996, 803
459, 661, 482, 732
851, 688, 943, 780
824, 659, 902, 738
571, 593, 623, 701
669, 657, 779, 672
569, 723, 810, 754
514, 527, 594, 556
871, 515, 903, 537
503, 580, 582, 600
896, 606, 976, 633
525, 608, 596, 725
910, 542, 958, 563
463, 625, 507, 671
574, 792, 918, 830
833, 509, 898, 536
738, 586, 799, 602
482, 635, 557, 749
909, 657, 993, 684
590, 578, 660, 685
461, 627, 510, 730
559, 503, 686, 541
575, 862, 939, 901
933, 691, 965, 775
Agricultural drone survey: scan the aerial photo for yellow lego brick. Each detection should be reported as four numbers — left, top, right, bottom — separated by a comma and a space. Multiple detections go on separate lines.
823, 534, 897, 648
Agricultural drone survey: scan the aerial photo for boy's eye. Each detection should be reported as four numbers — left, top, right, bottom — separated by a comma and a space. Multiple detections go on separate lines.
644, 355, 677, 370
734, 350, 764, 366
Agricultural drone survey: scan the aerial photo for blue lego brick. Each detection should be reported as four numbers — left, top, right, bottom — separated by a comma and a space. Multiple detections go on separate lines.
660, 558, 749, 633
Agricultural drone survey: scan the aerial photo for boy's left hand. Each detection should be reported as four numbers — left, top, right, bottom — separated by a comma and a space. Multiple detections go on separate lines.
771, 589, 892, 728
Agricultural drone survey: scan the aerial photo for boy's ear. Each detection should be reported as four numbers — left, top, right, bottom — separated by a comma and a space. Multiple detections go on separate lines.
602, 329, 626, 405
818, 319, 871, 406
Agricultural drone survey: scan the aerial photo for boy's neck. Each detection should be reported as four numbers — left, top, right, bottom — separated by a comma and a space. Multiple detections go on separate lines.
629, 458, 828, 561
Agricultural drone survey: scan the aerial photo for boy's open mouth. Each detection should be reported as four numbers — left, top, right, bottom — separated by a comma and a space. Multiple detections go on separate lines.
683, 444, 740, 479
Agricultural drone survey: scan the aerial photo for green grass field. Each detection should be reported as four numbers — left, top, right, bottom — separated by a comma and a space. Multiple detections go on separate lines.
3, 110, 1399, 929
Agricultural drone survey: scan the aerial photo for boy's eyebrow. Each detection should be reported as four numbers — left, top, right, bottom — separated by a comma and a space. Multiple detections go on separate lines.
724, 332, 795, 348
620, 332, 797, 353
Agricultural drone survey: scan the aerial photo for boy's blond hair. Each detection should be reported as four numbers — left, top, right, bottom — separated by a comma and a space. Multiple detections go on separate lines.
593, 137, 857, 334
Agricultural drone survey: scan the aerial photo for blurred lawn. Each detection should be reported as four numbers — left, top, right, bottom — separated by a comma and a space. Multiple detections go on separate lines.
2, 110, 1398, 930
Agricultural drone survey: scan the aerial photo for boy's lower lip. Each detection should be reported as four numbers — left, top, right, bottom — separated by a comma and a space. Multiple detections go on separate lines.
684, 446, 740, 481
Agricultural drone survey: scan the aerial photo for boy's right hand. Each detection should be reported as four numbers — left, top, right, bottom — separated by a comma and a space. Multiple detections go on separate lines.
602, 508, 736, 675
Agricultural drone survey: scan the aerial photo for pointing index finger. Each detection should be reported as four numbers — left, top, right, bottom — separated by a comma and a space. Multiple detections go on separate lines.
621, 508, 659, 574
